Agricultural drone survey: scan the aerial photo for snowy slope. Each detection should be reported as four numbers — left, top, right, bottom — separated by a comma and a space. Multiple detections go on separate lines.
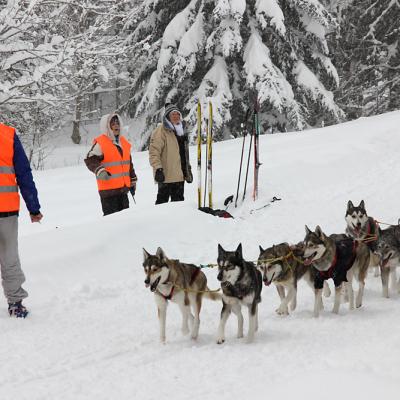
1, 112, 400, 400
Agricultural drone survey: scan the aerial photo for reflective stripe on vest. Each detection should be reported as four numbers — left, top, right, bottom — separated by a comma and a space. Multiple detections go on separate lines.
94, 134, 132, 191
0, 123, 20, 212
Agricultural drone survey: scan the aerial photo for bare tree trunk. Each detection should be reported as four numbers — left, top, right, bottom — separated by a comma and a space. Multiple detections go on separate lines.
71, 95, 82, 144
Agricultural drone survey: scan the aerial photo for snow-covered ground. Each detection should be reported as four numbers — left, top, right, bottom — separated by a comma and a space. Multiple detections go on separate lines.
1, 112, 400, 400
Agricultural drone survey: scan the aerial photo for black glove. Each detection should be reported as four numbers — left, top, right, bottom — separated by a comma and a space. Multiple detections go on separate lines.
155, 168, 165, 183
185, 166, 193, 183
130, 186, 136, 197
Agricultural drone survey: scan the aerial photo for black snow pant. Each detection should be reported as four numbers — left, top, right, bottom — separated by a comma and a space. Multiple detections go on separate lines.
155, 182, 185, 205
101, 193, 129, 216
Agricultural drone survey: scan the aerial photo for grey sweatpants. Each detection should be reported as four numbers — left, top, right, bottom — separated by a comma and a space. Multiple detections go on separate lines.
0, 216, 28, 303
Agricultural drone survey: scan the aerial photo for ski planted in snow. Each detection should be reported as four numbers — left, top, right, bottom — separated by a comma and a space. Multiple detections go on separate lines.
253, 97, 261, 201
197, 101, 202, 209
207, 101, 213, 208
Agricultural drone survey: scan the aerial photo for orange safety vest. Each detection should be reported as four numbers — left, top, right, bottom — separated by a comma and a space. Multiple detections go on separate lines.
0, 123, 20, 212
94, 134, 132, 191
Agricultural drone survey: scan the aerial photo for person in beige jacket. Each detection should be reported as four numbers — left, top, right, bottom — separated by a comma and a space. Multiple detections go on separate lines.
149, 103, 193, 204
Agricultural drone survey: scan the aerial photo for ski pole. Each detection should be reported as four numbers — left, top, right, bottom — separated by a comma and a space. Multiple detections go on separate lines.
253, 97, 260, 201
208, 101, 213, 209
242, 110, 254, 202
235, 108, 250, 207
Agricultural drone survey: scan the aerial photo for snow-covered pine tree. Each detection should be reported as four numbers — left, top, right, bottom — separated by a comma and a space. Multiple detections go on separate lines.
0, 1, 67, 134
328, 0, 400, 118
125, 0, 342, 148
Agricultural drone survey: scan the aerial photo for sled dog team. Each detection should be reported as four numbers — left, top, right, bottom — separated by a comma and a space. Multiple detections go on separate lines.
142, 200, 400, 343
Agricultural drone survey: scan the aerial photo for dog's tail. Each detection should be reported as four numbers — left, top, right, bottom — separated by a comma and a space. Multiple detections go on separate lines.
204, 288, 222, 301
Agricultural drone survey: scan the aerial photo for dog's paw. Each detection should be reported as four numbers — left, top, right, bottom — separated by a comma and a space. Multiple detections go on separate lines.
216, 338, 225, 344
276, 307, 289, 316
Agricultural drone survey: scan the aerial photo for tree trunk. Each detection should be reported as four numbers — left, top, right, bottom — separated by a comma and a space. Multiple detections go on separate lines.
71, 95, 82, 144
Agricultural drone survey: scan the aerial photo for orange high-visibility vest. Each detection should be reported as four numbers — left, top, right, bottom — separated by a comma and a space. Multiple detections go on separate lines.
94, 134, 132, 191
0, 123, 20, 212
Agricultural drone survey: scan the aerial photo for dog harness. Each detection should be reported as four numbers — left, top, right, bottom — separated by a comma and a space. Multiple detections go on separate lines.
314, 239, 358, 289
353, 218, 379, 251
157, 267, 201, 300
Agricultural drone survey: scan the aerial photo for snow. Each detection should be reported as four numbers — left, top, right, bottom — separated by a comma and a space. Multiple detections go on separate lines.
161, 0, 197, 48
1, 111, 400, 399
256, 0, 286, 35
192, 56, 233, 130
294, 60, 342, 117
313, 52, 340, 87
243, 27, 294, 110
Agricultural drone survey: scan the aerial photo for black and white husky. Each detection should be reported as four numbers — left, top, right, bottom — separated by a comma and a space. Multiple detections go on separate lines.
303, 225, 370, 317
345, 200, 380, 276
216, 244, 262, 344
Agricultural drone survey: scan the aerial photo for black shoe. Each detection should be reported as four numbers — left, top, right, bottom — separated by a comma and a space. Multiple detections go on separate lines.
8, 301, 28, 318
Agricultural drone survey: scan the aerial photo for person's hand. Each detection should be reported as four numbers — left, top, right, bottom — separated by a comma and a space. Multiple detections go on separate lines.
130, 183, 136, 197
155, 168, 165, 183
98, 169, 111, 180
30, 213, 43, 223
186, 169, 193, 184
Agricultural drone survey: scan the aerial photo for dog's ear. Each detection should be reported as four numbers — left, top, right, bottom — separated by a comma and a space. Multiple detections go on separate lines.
235, 243, 243, 258
347, 200, 354, 210
156, 247, 167, 261
259, 245, 264, 254
218, 244, 225, 258
359, 200, 365, 210
305, 225, 312, 235
143, 248, 150, 262
315, 225, 323, 238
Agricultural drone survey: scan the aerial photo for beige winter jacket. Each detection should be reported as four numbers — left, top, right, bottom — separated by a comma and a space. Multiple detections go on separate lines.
149, 120, 192, 184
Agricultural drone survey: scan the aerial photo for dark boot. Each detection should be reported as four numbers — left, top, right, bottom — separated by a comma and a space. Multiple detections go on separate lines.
8, 301, 28, 318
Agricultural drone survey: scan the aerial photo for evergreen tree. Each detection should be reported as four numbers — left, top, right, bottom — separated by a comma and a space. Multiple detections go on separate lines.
329, 0, 400, 118
125, 0, 342, 147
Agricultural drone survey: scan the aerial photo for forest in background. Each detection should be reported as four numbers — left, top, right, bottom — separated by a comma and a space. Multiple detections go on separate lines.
1, 0, 399, 167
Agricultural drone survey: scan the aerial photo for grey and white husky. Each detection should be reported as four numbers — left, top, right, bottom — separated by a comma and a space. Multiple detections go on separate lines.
303, 226, 370, 317
257, 242, 330, 315
375, 224, 400, 297
216, 244, 262, 344
142, 247, 220, 343
345, 200, 380, 276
